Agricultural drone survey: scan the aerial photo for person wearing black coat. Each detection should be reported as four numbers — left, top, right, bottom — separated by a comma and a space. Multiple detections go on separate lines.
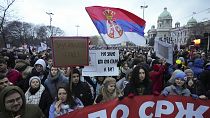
69, 68, 94, 106
200, 63, 210, 99
124, 65, 152, 96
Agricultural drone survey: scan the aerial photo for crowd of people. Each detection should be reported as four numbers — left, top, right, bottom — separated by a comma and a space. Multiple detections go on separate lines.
0, 46, 209, 118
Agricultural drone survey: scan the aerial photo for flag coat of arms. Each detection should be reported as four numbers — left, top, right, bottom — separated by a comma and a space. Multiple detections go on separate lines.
85, 6, 146, 46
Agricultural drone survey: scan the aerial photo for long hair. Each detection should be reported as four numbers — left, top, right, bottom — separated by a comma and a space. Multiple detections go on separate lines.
100, 77, 121, 103
56, 86, 77, 108
130, 65, 150, 88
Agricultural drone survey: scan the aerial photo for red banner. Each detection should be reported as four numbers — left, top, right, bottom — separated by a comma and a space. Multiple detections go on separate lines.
59, 95, 210, 118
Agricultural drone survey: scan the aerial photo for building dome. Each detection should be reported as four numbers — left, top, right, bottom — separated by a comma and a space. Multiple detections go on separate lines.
158, 7, 172, 20
187, 17, 197, 27
150, 25, 156, 31
175, 22, 180, 25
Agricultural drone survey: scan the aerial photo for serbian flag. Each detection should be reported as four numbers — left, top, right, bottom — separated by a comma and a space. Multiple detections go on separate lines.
85, 6, 146, 46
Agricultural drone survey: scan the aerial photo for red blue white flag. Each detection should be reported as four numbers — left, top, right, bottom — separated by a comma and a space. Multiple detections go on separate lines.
85, 6, 146, 46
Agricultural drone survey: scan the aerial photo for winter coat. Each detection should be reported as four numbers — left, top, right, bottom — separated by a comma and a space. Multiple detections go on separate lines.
200, 63, 210, 98
186, 78, 205, 96
44, 71, 69, 99
71, 81, 94, 106
25, 85, 45, 104
39, 87, 53, 118
0, 86, 45, 118
6, 69, 22, 85
124, 81, 152, 96
191, 58, 204, 79
49, 98, 83, 118
149, 65, 166, 95
161, 85, 191, 96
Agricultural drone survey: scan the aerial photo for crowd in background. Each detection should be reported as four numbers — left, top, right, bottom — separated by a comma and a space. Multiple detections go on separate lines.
0, 45, 210, 118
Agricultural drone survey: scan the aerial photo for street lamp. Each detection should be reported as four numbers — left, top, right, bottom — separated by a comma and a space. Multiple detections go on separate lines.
75, 25, 80, 36
46, 12, 54, 36
140, 5, 148, 19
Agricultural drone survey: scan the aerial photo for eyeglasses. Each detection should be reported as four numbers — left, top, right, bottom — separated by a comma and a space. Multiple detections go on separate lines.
5, 97, 22, 104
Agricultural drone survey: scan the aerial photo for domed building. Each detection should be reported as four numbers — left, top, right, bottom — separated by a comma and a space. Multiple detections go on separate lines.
154, 7, 173, 44
187, 17, 197, 27
147, 7, 210, 47
157, 7, 172, 29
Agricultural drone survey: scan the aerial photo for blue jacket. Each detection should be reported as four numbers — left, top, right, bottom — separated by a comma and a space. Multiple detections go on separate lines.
191, 58, 204, 79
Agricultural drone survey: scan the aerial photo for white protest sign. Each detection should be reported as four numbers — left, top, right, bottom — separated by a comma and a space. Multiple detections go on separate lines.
82, 50, 119, 76
154, 37, 173, 64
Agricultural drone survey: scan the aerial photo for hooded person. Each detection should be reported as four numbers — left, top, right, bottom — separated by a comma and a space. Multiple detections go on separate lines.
0, 86, 45, 118
32, 59, 48, 83
191, 58, 204, 79
20, 59, 49, 93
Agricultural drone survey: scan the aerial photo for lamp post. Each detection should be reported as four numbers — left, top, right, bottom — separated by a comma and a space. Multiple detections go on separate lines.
140, 5, 148, 19
46, 12, 54, 36
75, 25, 80, 36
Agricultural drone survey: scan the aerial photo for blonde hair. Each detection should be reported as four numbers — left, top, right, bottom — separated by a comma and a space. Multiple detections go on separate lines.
100, 77, 122, 103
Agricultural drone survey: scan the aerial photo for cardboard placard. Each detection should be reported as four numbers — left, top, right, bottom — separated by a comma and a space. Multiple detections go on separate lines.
51, 37, 89, 67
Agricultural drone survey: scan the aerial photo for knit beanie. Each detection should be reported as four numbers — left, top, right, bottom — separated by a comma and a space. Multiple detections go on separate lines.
184, 69, 194, 75
175, 72, 187, 82
29, 76, 41, 86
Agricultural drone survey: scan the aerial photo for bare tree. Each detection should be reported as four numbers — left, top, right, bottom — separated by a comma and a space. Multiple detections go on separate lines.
0, 0, 16, 48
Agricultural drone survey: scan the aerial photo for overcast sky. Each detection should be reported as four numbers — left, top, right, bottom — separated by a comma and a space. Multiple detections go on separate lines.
9, 0, 210, 36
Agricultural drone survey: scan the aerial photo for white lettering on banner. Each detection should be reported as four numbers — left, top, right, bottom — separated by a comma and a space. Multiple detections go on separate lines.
139, 101, 154, 118
111, 104, 129, 118
175, 102, 209, 118
88, 109, 107, 118
87, 101, 209, 117
155, 100, 174, 117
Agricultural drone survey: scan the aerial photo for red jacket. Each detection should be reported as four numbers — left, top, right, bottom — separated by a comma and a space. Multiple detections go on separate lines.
6, 69, 22, 85
149, 65, 166, 95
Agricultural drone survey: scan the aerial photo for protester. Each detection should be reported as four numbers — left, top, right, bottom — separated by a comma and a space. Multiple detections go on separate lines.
95, 77, 122, 103
184, 69, 206, 99
49, 86, 83, 118
0, 75, 13, 92
0, 86, 45, 118
118, 61, 132, 81
116, 71, 131, 93
69, 68, 94, 106
94, 76, 105, 97
200, 62, 210, 99
14, 59, 33, 80
19, 58, 48, 92
191, 58, 204, 79
161, 71, 191, 96
44, 66, 69, 99
25, 76, 45, 104
124, 65, 152, 96
0, 58, 22, 85
149, 58, 166, 95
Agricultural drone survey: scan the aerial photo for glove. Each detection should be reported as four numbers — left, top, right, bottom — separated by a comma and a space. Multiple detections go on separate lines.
162, 91, 169, 96
191, 94, 199, 99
